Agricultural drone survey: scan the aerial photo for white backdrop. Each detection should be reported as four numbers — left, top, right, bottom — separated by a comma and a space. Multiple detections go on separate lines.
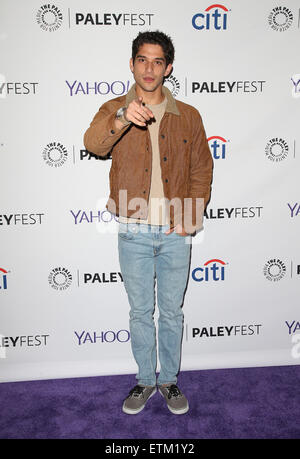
1, 0, 300, 382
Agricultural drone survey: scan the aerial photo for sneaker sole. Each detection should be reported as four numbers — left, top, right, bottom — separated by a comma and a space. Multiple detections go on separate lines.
159, 388, 189, 415
122, 387, 157, 415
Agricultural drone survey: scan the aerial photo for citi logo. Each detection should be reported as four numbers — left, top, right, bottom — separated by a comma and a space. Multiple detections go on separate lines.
192, 4, 229, 30
0, 268, 8, 290
208, 135, 228, 159
192, 259, 227, 282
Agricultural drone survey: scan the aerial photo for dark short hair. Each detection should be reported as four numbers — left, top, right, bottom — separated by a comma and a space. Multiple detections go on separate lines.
132, 31, 175, 67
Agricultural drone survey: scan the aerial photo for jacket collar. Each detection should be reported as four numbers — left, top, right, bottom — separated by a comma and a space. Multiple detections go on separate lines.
125, 83, 180, 116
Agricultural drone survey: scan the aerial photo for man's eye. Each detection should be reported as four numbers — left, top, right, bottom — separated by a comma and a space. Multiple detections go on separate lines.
155, 61, 162, 65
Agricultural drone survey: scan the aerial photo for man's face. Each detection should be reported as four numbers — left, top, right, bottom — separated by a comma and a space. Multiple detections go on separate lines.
130, 43, 172, 93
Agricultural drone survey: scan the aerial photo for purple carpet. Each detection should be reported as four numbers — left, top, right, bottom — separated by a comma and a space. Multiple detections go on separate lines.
0, 365, 299, 439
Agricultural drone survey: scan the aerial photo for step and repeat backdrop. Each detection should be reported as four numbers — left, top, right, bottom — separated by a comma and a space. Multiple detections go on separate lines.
1, 0, 300, 382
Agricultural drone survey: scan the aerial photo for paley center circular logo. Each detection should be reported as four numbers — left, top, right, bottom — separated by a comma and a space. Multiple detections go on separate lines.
265, 137, 288, 162
268, 6, 293, 32
263, 259, 286, 281
42, 142, 68, 167
36, 4, 63, 32
48, 267, 72, 290
164, 75, 180, 97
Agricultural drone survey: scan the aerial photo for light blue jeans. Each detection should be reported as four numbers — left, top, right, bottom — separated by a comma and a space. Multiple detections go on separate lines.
118, 222, 191, 386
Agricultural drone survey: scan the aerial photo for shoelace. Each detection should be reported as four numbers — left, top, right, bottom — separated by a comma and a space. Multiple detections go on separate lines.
128, 385, 146, 398
166, 384, 182, 399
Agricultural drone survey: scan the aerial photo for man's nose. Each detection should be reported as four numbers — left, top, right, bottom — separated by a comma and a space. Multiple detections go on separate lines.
145, 61, 154, 72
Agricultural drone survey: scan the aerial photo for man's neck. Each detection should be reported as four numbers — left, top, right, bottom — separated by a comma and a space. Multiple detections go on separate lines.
135, 85, 165, 105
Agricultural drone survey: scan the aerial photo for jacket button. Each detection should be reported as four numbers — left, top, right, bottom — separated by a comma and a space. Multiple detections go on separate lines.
183, 139, 187, 143
110, 129, 115, 134
161, 134, 165, 139
145, 168, 148, 172
163, 157, 167, 161
165, 179, 168, 183
143, 190, 146, 194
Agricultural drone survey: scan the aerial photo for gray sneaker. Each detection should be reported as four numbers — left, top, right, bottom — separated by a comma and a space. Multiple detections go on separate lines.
158, 384, 189, 415
122, 384, 157, 415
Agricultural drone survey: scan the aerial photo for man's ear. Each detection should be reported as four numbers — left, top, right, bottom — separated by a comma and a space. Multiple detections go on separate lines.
164, 64, 173, 78
129, 58, 134, 73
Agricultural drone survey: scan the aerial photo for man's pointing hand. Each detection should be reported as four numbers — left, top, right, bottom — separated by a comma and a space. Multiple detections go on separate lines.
125, 96, 154, 127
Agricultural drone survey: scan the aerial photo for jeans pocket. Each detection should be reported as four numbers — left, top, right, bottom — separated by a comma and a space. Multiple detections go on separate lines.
118, 223, 134, 240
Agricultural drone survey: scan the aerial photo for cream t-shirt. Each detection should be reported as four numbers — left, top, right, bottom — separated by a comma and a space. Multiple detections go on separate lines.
119, 97, 168, 225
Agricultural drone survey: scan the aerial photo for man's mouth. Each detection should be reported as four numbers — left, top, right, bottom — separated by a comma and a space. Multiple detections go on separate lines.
143, 77, 155, 82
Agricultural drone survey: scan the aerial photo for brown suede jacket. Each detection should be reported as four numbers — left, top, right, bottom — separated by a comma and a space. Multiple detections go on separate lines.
84, 84, 213, 233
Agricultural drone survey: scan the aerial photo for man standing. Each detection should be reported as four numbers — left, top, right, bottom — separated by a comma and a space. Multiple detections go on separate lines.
84, 31, 213, 415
